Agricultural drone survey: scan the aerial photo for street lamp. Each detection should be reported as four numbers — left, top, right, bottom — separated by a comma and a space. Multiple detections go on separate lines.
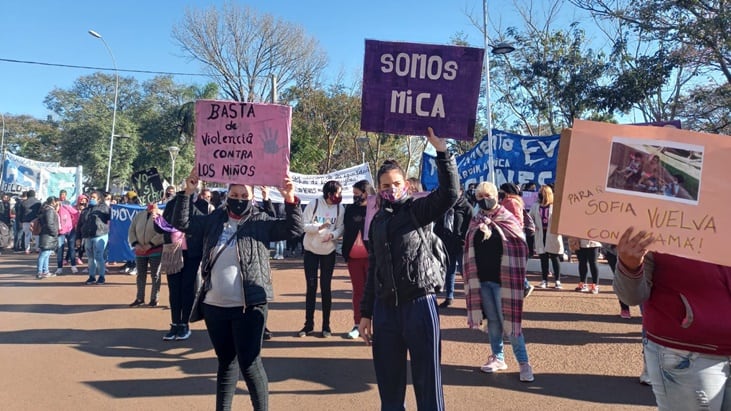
88, 29, 119, 192
356, 136, 369, 164
1, 112, 5, 157
168, 146, 180, 188
482, 1, 516, 185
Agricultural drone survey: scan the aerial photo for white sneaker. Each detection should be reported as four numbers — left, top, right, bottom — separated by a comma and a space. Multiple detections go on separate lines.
70, 266, 78, 274
55, 268, 63, 275
519, 363, 535, 382
128, 268, 137, 275
480, 355, 508, 373
554, 281, 562, 289
538, 281, 548, 289
345, 326, 360, 339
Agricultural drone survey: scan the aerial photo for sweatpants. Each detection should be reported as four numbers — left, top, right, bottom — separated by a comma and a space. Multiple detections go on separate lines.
372, 294, 444, 411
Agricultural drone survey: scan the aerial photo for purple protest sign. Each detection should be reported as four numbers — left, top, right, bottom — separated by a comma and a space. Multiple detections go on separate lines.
361, 39, 484, 141
195, 100, 291, 187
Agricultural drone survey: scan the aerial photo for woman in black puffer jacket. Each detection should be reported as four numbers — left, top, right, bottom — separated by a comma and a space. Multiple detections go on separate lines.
358, 127, 458, 411
37, 197, 59, 279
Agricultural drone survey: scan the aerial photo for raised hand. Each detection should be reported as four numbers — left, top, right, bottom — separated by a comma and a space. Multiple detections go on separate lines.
425, 126, 448, 153
277, 176, 296, 203
184, 167, 199, 195
617, 226, 655, 270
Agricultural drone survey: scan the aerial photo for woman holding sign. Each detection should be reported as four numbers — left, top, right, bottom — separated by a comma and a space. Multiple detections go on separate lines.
173, 172, 303, 411
614, 228, 731, 410
359, 127, 458, 411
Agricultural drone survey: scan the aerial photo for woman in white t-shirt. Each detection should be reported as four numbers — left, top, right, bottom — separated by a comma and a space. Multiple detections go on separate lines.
298, 180, 345, 337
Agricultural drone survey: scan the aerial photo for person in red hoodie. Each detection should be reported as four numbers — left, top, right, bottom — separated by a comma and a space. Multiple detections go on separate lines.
614, 227, 731, 410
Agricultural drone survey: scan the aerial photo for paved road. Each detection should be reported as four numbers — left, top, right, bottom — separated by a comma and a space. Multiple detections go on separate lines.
0, 252, 654, 410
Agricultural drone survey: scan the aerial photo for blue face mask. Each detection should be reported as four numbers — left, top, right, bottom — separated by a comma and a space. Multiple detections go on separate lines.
89, 199, 98, 206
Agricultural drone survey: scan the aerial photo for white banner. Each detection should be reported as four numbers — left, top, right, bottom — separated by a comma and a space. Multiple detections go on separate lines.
1, 152, 82, 202
253, 163, 373, 204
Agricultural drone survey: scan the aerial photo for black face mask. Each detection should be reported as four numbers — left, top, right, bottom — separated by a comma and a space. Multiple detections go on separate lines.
226, 198, 251, 216
478, 198, 497, 211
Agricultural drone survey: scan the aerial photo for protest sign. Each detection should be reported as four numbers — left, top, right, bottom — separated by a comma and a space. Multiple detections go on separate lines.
257, 163, 373, 205
553, 120, 729, 266
1, 152, 59, 194
131, 167, 164, 205
195, 100, 291, 187
361, 40, 484, 141
107, 204, 166, 262
421, 130, 560, 190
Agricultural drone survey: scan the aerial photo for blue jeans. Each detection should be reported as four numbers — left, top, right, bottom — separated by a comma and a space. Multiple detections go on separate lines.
37, 249, 52, 274
63, 229, 77, 265
275, 240, 285, 256
55, 234, 66, 268
479, 281, 529, 363
644, 340, 730, 410
443, 251, 462, 300
85, 234, 108, 280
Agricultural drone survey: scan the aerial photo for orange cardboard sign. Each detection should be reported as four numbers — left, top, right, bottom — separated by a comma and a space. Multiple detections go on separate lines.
553, 120, 729, 266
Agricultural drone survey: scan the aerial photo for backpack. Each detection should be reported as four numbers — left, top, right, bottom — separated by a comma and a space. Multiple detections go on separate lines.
30, 217, 42, 236
408, 207, 449, 293
0, 222, 11, 248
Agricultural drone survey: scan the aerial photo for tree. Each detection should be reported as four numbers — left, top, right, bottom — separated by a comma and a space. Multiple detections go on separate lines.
571, 0, 731, 134
172, 1, 328, 103
284, 83, 362, 174
0, 115, 61, 162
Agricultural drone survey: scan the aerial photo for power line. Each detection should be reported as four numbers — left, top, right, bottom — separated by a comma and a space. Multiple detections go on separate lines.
0, 57, 211, 77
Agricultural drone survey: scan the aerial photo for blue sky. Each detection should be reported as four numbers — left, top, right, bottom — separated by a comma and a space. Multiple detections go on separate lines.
1, 0, 540, 119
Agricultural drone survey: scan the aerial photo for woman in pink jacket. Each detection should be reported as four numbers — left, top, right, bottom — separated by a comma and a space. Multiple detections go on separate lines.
54, 202, 79, 275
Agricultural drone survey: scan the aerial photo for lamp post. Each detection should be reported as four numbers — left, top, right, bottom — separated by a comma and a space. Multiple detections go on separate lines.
1, 112, 5, 157
88, 29, 119, 192
168, 146, 180, 188
356, 136, 369, 164
483, 1, 515, 185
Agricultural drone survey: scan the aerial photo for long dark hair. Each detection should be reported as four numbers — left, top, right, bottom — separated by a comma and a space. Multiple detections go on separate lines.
353, 179, 375, 195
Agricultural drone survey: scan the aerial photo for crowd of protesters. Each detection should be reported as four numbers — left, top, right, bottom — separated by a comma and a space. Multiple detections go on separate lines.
2, 130, 727, 410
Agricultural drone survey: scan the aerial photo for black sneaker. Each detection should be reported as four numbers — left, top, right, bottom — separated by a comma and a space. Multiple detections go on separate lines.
263, 328, 273, 340
129, 299, 144, 307
163, 324, 179, 341
148, 300, 158, 307
297, 326, 313, 337
438, 298, 452, 308
84, 277, 96, 285
176, 324, 191, 340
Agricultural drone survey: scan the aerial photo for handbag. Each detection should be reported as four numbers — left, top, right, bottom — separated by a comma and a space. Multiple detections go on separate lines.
160, 241, 184, 274
349, 230, 368, 259
189, 222, 245, 323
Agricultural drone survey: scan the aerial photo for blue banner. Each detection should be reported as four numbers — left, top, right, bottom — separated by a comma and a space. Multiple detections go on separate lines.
421, 130, 560, 190
107, 204, 166, 262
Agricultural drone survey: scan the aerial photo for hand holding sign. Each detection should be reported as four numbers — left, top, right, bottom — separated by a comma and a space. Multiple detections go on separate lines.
426, 126, 447, 153
617, 227, 655, 271
277, 176, 296, 203
184, 167, 199, 196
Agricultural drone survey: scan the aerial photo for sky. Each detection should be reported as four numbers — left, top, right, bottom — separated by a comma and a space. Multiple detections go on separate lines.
0, 0, 542, 120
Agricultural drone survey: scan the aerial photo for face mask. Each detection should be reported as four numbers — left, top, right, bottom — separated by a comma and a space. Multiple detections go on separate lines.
352, 195, 364, 204
478, 197, 497, 211
227, 198, 250, 216
379, 186, 408, 203
329, 194, 342, 205
89, 199, 98, 206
